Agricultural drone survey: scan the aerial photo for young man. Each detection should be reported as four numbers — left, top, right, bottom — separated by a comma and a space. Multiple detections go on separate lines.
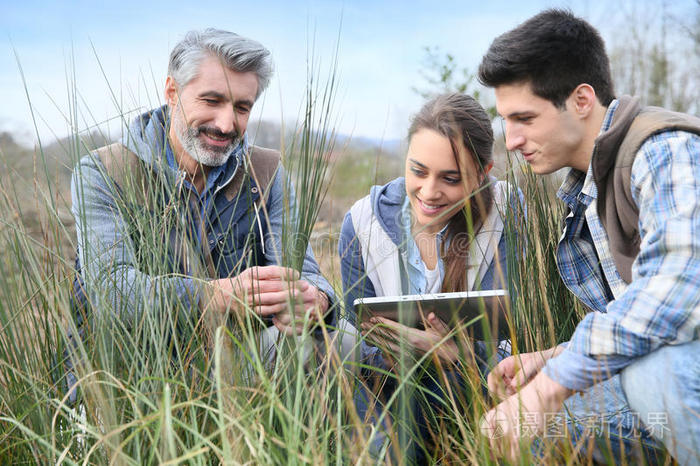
477, 9, 700, 464
71, 29, 334, 370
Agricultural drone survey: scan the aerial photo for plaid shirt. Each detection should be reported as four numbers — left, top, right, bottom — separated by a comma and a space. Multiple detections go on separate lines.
544, 100, 700, 391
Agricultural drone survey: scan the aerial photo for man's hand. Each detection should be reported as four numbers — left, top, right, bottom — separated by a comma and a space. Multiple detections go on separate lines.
480, 371, 575, 461
487, 345, 565, 400
271, 281, 329, 336
208, 266, 329, 335
209, 265, 300, 313
360, 312, 461, 365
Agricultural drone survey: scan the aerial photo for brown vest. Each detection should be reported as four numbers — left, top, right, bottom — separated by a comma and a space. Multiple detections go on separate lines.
591, 96, 700, 283
95, 143, 280, 204
94, 142, 280, 278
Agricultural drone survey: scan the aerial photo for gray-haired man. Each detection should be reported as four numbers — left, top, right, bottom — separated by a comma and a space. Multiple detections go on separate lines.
71, 29, 335, 372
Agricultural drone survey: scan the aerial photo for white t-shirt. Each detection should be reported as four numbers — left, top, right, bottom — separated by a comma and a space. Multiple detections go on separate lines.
424, 264, 442, 294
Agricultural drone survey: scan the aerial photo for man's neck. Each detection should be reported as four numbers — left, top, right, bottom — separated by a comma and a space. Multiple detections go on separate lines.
179, 155, 209, 194
572, 102, 608, 173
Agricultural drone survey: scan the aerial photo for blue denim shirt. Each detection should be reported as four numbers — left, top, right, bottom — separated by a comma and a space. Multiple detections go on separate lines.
400, 196, 447, 294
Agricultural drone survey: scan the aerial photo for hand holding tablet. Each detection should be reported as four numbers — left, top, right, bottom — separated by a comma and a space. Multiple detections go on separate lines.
354, 289, 509, 340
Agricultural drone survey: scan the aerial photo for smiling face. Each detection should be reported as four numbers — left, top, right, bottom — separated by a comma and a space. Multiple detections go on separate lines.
495, 82, 588, 174
165, 55, 259, 170
405, 128, 483, 234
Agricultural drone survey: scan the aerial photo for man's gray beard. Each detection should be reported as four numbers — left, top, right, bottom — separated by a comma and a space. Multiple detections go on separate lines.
172, 109, 240, 167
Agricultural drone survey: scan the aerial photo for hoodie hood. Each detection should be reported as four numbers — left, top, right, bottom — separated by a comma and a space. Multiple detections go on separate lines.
122, 106, 173, 172
369, 177, 407, 246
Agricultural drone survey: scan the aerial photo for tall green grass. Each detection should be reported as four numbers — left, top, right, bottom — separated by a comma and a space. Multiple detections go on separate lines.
0, 50, 657, 465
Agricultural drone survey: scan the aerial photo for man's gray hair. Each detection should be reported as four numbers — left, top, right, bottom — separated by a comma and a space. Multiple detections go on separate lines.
168, 28, 273, 99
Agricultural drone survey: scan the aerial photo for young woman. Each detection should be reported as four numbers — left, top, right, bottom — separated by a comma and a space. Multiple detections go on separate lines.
338, 93, 520, 460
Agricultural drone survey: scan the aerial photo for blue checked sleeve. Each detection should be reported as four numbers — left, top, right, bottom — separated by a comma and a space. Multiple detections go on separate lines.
545, 130, 700, 391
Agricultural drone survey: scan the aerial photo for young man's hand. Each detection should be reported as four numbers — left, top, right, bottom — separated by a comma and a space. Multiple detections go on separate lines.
487, 345, 565, 400
480, 371, 574, 461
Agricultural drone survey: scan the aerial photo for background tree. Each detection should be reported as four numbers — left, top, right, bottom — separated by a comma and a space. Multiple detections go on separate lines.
412, 46, 497, 118
607, 0, 699, 115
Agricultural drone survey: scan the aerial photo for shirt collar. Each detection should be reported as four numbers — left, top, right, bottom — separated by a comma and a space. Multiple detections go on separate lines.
600, 98, 619, 135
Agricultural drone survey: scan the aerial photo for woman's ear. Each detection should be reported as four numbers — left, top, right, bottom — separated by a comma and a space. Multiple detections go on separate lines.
479, 162, 494, 184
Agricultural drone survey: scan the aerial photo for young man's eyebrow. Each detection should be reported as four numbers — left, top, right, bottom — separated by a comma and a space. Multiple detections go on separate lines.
408, 158, 460, 175
506, 111, 536, 119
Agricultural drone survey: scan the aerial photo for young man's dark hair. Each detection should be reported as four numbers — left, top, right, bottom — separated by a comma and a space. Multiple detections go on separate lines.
478, 8, 615, 108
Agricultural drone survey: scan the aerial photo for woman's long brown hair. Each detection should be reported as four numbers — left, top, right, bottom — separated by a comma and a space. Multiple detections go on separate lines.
407, 93, 495, 292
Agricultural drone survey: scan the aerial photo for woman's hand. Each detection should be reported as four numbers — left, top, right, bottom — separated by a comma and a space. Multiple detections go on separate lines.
360, 312, 461, 365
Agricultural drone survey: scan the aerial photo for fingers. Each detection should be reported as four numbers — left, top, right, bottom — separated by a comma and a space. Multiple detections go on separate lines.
240, 265, 300, 282
360, 318, 436, 355
233, 276, 307, 308
272, 310, 317, 336
488, 353, 547, 400
234, 275, 301, 297
366, 316, 411, 333
297, 282, 328, 315
246, 289, 303, 307
253, 302, 289, 316
298, 283, 319, 307
480, 403, 521, 461
242, 279, 297, 294
424, 312, 450, 335
508, 368, 530, 394
487, 356, 516, 398
507, 352, 544, 393
361, 327, 401, 361
360, 319, 398, 344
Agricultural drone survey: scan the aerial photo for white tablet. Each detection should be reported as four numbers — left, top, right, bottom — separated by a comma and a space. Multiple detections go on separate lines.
353, 289, 509, 340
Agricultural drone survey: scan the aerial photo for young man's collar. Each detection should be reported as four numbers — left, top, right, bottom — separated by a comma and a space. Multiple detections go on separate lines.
599, 99, 620, 136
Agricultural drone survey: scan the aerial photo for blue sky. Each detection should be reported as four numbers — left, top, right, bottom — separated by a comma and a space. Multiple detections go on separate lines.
1, 0, 696, 144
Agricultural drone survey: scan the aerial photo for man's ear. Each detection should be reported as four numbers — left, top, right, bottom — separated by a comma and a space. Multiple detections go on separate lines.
164, 76, 179, 107
568, 84, 597, 118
